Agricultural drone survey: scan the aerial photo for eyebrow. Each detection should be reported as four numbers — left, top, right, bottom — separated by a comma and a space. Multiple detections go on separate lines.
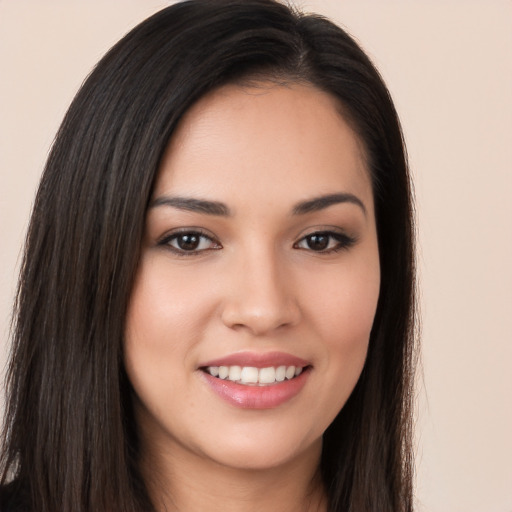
149, 192, 366, 217
292, 193, 367, 216
149, 196, 231, 216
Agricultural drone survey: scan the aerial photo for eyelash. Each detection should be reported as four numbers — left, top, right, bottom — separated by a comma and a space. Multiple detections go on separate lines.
158, 229, 221, 256
158, 229, 356, 256
293, 231, 356, 253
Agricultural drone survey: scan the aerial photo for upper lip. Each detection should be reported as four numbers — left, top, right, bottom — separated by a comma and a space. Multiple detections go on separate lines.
199, 351, 310, 369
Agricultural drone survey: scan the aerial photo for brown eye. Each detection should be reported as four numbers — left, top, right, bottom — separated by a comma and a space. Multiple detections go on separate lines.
159, 230, 221, 255
305, 233, 329, 251
295, 231, 356, 253
176, 233, 201, 251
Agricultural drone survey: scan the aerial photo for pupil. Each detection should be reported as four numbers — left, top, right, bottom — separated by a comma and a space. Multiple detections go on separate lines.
178, 234, 199, 250
308, 234, 329, 251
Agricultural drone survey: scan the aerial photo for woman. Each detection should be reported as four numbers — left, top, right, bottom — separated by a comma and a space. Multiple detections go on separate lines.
0, 1, 417, 511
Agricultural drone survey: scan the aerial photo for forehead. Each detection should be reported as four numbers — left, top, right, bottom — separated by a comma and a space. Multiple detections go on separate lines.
155, 82, 372, 211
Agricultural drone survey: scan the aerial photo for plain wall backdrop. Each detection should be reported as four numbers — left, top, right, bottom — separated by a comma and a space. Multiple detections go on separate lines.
1, 1, 511, 511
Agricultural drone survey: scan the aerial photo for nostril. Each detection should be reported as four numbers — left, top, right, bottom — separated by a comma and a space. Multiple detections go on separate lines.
220, 302, 301, 335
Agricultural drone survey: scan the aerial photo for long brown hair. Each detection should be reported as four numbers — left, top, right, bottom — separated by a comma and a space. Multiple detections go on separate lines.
1, 1, 417, 511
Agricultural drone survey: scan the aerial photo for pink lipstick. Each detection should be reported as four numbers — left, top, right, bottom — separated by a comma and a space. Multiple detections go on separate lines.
198, 351, 311, 409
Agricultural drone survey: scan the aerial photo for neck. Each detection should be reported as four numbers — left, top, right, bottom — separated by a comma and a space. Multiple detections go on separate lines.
140, 438, 327, 512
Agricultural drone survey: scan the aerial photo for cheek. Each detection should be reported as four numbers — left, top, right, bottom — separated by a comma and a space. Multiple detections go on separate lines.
302, 252, 380, 403
123, 256, 215, 390
307, 254, 380, 345
126, 255, 214, 338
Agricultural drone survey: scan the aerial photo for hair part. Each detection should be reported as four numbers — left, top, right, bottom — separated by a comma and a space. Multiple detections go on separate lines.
1, 1, 417, 511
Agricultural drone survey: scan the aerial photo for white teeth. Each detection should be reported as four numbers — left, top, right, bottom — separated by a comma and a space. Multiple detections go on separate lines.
205, 364, 305, 385
218, 366, 229, 379
240, 367, 259, 384
228, 366, 242, 381
275, 365, 286, 382
258, 367, 276, 384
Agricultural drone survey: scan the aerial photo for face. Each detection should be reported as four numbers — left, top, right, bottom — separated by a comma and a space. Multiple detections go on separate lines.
124, 83, 380, 472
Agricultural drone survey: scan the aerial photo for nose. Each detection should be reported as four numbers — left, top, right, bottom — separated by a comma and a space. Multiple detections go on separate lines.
220, 249, 301, 336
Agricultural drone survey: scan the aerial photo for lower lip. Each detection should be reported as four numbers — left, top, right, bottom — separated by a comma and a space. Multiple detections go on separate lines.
200, 369, 310, 409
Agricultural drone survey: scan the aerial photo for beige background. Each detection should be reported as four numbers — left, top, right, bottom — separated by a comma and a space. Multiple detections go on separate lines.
1, 1, 511, 511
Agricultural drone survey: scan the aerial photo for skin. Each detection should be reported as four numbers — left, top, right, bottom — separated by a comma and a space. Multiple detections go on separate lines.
124, 82, 380, 512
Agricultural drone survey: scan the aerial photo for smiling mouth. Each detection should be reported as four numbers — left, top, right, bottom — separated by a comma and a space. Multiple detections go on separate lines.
201, 365, 308, 386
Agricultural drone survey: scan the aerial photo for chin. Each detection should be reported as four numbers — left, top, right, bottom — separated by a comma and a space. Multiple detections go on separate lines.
201, 431, 323, 472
